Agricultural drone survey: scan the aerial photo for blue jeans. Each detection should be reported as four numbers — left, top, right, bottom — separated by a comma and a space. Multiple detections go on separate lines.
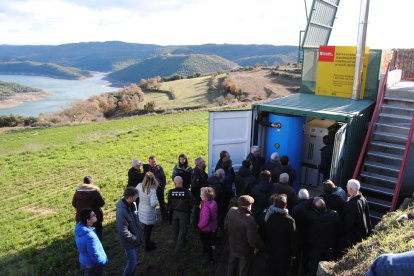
123, 248, 138, 276
366, 250, 414, 276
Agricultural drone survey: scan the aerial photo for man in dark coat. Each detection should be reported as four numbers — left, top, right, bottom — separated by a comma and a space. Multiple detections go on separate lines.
264, 194, 296, 276
191, 157, 208, 228
143, 155, 168, 220
215, 150, 230, 171
274, 173, 298, 213
235, 160, 257, 196
245, 146, 265, 179
319, 135, 334, 180
320, 180, 346, 216
341, 179, 372, 250
222, 159, 236, 198
127, 160, 145, 187
167, 176, 194, 251
262, 152, 282, 184
251, 170, 275, 228
208, 168, 229, 230
291, 189, 312, 275
280, 155, 296, 186
305, 197, 341, 276
225, 195, 263, 276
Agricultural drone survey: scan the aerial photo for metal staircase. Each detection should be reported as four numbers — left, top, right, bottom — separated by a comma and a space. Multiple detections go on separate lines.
353, 66, 414, 223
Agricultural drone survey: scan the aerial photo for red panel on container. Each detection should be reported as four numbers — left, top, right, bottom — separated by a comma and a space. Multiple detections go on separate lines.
318, 46, 336, 62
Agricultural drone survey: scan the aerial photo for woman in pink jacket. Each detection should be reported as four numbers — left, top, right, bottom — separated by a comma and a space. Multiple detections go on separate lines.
198, 187, 218, 261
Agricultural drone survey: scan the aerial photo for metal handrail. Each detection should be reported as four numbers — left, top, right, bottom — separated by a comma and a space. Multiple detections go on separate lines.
391, 114, 414, 210
352, 63, 391, 179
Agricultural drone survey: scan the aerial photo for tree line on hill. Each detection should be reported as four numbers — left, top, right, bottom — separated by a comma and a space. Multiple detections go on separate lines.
0, 61, 91, 80
0, 42, 298, 72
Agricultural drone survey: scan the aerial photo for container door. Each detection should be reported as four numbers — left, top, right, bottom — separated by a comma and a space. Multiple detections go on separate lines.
208, 110, 253, 175
330, 123, 347, 181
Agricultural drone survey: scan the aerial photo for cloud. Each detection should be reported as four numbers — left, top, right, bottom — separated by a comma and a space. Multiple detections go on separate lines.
0, 0, 412, 48
64, 0, 202, 12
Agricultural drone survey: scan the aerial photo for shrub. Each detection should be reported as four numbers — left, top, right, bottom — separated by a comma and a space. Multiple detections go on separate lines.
144, 101, 156, 112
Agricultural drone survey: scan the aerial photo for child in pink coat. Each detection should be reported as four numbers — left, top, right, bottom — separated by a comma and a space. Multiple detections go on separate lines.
198, 187, 218, 261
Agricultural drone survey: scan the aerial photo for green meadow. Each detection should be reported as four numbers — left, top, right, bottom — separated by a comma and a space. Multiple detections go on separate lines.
0, 111, 210, 275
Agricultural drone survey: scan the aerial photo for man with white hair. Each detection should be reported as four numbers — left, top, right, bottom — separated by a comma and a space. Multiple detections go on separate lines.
274, 173, 298, 212
127, 160, 144, 187
291, 188, 312, 274
262, 152, 282, 183
298, 189, 310, 200
341, 179, 372, 250
245, 145, 265, 179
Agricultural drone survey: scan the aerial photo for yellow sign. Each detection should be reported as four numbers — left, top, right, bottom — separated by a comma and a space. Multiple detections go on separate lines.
315, 46, 370, 99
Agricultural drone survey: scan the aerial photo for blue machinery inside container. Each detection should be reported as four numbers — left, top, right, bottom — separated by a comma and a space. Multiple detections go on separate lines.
266, 114, 305, 189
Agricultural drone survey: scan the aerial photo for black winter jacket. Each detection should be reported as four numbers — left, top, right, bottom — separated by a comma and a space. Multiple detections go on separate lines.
235, 167, 257, 196
143, 164, 166, 189
191, 167, 208, 199
127, 167, 144, 187
342, 194, 372, 247
167, 187, 194, 214
264, 209, 296, 262
251, 181, 275, 224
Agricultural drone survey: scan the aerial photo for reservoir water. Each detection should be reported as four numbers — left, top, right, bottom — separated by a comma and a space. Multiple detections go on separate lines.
0, 73, 119, 116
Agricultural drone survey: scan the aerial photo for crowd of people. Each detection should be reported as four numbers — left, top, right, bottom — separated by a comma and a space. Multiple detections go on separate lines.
71, 147, 374, 276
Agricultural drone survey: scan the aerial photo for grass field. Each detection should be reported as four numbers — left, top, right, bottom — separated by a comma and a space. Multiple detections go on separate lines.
0, 111, 213, 275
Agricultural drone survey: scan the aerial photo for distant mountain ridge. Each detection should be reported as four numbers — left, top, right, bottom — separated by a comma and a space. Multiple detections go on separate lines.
0, 61, 91, 79
0, 41, 298, 71
107, 54, 238, 83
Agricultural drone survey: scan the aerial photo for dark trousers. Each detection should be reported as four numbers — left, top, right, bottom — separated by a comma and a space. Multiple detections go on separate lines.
292, 246, 310, 275
156, 187, 167, 219
200, 231, 213, 260
143, 224, 154, 249
82, 266, 103, 276
308, 248, 334, 276
266, 254, 290, 276
93, 221, 103, 241
172, 211, 190, 250
227, 253, 252, 276
192, 198, 201, 228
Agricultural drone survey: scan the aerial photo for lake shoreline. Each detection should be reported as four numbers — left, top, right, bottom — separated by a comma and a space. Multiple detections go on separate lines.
0, 73, 119, 116
0, 92, 53, 110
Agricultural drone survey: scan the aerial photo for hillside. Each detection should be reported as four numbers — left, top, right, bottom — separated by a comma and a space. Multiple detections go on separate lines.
109, 67, 300, 110
226, 67, 300, 99
162, 44, 298, 66
107, 54, 238, 84
0, 42, 298, 71
0, 61, 91, 79
321, 208, 414, 275
0, 111, 211, 275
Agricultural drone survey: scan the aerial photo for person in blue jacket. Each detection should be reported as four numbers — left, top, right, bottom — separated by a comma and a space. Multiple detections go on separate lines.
74, 208, 108, 276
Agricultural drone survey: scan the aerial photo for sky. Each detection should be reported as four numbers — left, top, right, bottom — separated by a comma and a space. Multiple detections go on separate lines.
0, 0, 412, 48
